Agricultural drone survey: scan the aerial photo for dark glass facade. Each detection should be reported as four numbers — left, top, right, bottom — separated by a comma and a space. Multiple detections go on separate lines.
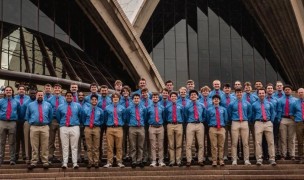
141, 0, 286, 88
0, 0, 136, 89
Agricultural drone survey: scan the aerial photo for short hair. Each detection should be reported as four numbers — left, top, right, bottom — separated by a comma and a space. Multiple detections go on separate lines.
189, 89, 198, 96
223, 83, 231, 88
234, 88, 242, 93
90, 94, 99, 100
187, 80, 194, 84
212, 94, 221, 100
170, 91, 178, 97
257, 88, 266, 94
44, 84, 52, 87
152, 92, 159, 96
18, 85, 26, 90
266, 83, 274, 88
70, 82, 77, 86
122, 85, 131, 93
132, 93, 140, 99
255, 80, 263, 84
283, 84, 293, 90
276, 81, 283, 85
100, 85, 108, 89
139, 78, 146, 82
165, 80, 173, 85
162, 88, 169, 93
141, 88, 148, 93
36, 90, 43, 94
111, 92, 121, 100
244, 82, 251, 86
65, 91, 73, 96
200, 86, 211, 92
4, 86, 14, 98
53, 84, 62, 88
114, 80, 123, 85
78, 92, 84, 96
90, 83, 98, 89
179, 87, 187, 91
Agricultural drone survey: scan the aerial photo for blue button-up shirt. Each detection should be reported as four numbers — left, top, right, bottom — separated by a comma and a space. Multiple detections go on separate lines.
206, 105, 228, 127
273, 91, 285, 99
265, 95, 282, 120
132, 89, 152, 99
146, 103, 165, 125
47, 95, 65, 118
165, 102, 184, 123
25, 101, 53, 125
220, 93, 236, 108
43, 93, 53, 101
97, 96, 112, 110
199, 96, 213, 109
290, 98, 304, 122
160, 99, 170, 108
228, 99, 252, 121
56, 102, 82, 127
20, 99, 35, 120
125, 104, 146, 127
15, 94, 30, 106
140, 98, 153, 108
119, 96, 132, 108
177, 97, 191, 107
0, 97, 20, 121
279, 95, 297, 118
242, 92, 258, 104
252, 99, 275, 122
84, 93, 101, 104
208, 89, 224, 98
82, 105, 103, 126
104, 103, 126, 126
185, 101, 206, 123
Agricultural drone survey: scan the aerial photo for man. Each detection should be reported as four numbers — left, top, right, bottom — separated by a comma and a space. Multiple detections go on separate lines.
77, 91, 88, 163
125, 93, 146, 168
206, 95, 228, 166
186, 80, 195, 92
165, 80, 174, 93
165, 92, 184, 167
274, 81, 285, 99
279, 85, 296, 160
26, 91, 52, 170
97, 85, 111, 164
228, 88, 252, 165
43, 84, 53, 100
21, 89, 37, 164
290, 88, 304, 163
231, 81, 242, 97
220, 83, 236, 161
160, 88, 170, 160
209, 80, 224, 98
120, 85, 132, 161
0, 86, 20, 165
266, 84, 281, 158
146, 92, 165, 167
47, 84, 65, 162
84, 83, 101, 103
252, 88, 276, 166
70, 83, 78, 102
15, 85, 30, 161
82, 94, 103, 168
78, 92, 87, 107
103, 93, 126, 168
253, 81, 264, 96
56, 91, 82, 169
114, 80, 123, 94
185, 90, 206, 167
133, 78, 151, 98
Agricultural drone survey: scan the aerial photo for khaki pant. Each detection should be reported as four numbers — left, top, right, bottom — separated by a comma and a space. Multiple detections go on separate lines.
49, 119, 61, 158
84, 127, 100, 165
209, 127, 226, 161
279, 118, 296, 157
23, 121, 31, 161
254, 121, 275, 161
167, 124, 183, 164
16, 121, 25, 160
149, 126, 164, 162
106, 127, 123, 164
0, 120, 16, 162
296, 122, 304, 159
186, 123, 204, 163
231, 121, 249, 161
129, 127, 145, 163
30, 125, 49, 165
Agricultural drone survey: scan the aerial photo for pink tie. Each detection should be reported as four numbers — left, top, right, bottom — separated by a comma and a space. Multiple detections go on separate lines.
89, 108, 95, 128
204, 98, 208, 108
216, 90, 219, 95
136, 105, 140, 126
145, 99, 148, 107
66, 104, 71, 126
172, 103, 177, 123
125, 98, 129, 108
238, 101, 243, 121
114, 105, 118, 126
216, 107, 221, 130
226, 95, 230, 106
182, 99, 186, 107
302, 100, 304, 121
39, 103, 43, 123
164, 101, 167, 107
261, 102, 267, 121
278, 92, 282, 98
246, 94, 250, 103
20, 96, 24, 105
285, 97, 290, 116
73, 95, 77, 102
55, 96, 59, 110
6, 99, 11, 120
102, 98, 106, 110
154, 104, 159, 123
193, 102, 199, 120
267, 96, 271, 102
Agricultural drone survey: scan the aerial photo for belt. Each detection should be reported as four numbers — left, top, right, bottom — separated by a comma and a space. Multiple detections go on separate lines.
210, 126, 225, 128
256, 119, 270, 122
168, 122, 182, 124
65, 125, 77, 127
189, 121, 202, 124
85, 125, 99, 128
31, 124, 48, 126
150, 125, 162, 128
130, 126, 144, 128
283, 116, 291, 118
107, 125, 122, 128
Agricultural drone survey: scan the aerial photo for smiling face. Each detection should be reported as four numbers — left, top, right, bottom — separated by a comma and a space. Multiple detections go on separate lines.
190, 92, 198, 102
53, 86, 62, 95
70, 84, 78, 93
4, 87, 13, 97
111, 94, 120, 104
213, 80, 221, 90
65, 93, 73, 103
36, 92, 44, 102
91, 97, 98, 106
258, 89, 266, 100
212, 97, 220, 106
132, 95, 140, 105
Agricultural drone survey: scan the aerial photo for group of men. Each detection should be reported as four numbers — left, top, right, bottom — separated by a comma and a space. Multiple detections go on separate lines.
0, 78, 304, 170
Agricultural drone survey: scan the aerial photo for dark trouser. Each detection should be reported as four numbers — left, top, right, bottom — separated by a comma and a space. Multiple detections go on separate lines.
203, 122, 211, 159
0, 121, 16, 163
122, 124, 129, 158
163, 123, 168, 159
16, 120, 25, 160
262, 134, 269, 159
78, 124, 87, 161
224, 124, 231, 158
273, 120, 280, 156
99, 125, 107, 161
143, 124, 150, 162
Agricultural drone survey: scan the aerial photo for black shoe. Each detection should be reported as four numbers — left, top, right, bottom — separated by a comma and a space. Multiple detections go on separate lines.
186, 162, 191, 167
15, 155, 19, 161
199, 162, 205, 166
94, 163, 99, 168
169, 163, 174, 167
10, 161, 16, 165
139, 162, 145, 168
87, 164, 92, 169
43, 163, 49, 169
177, 163, 183, 167
28, 164, 35, 170
131, 163, 136, 169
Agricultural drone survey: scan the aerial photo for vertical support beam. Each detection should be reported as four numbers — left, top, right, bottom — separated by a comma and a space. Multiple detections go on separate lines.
19, 28, 31, 73
0, 22, 3, 68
